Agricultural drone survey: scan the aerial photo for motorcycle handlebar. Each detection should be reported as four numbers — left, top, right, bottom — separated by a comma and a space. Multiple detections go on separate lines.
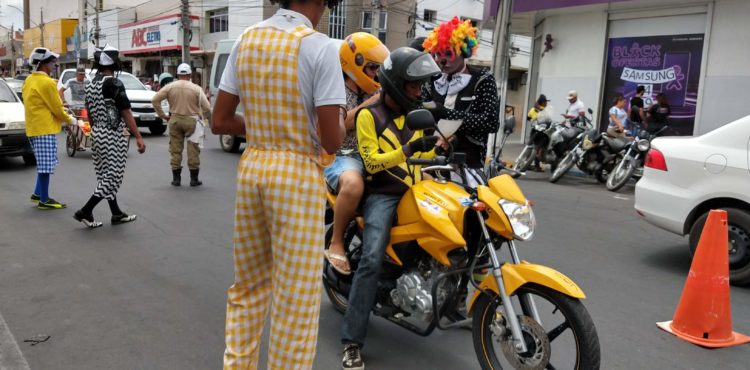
407, 156, 448, 166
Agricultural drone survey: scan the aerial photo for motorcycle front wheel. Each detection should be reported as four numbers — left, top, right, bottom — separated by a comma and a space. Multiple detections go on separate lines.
472, 284, 600, 370
549, 151, 576, 183
513, 146, 535, 173
606, 156, 635, 192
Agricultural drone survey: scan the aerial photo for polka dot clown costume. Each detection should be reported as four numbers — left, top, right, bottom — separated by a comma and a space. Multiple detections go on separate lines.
422, 17, 500, 187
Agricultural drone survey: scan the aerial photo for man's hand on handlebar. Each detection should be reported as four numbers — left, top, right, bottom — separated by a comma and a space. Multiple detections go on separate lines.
407, 136, 438, 155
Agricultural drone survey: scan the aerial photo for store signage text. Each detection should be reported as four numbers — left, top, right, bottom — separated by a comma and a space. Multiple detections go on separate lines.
620, 67, 676, 84
132, 26, 161, 48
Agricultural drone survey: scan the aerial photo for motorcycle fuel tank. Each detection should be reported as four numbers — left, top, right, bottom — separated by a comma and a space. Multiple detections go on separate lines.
390, 180, 470, 266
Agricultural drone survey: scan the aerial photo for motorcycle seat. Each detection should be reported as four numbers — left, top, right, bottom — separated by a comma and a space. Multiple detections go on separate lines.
603, 136, 630, 153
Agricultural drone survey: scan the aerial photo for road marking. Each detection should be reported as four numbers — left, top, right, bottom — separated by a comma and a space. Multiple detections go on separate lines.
614, 195, 631, 201
0, 311, 31, 370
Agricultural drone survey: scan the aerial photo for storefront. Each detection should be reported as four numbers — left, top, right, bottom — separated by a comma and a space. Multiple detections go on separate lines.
117, 13, 200, 83
517, 0, 750, 137
0, 39, 22, 75
22, 19, 79, 75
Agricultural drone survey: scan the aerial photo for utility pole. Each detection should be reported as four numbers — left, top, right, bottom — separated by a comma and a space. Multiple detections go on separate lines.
79, 0, 87, 64
23, 0, 30, 30
10, 24, 16, 74
95, 0, 102, 47
488, 0, 513, 163
181, 0, 190, 63
40, 8, 45, 47
370, 0, 382, 40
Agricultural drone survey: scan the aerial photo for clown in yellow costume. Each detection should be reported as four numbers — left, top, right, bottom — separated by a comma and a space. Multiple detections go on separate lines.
210, 0, 346, 369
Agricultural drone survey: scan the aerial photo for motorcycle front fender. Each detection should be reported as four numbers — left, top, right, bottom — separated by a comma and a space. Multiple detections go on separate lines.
468, 262, 586, 313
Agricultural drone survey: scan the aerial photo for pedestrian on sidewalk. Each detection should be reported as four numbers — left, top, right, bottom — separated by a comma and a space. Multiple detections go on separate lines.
73, 45, 146, 228
23, 47, 77, 209
152, 63, 211, 187
211, 0, 346, 367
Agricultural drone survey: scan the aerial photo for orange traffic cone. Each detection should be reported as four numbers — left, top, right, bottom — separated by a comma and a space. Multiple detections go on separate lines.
657, 210, 750, 348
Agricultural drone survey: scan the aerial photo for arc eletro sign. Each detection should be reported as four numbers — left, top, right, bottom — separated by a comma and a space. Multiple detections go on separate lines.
118, 14, 198, 55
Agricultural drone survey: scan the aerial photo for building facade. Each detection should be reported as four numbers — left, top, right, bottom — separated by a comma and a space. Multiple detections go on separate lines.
516, 0, 750, 137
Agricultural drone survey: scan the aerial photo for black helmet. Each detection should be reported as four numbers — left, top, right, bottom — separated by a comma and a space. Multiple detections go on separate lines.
378, 47, 441, 113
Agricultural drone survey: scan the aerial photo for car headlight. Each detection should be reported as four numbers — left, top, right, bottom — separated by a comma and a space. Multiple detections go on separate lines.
499, 199, 536, 241
8, 121, 25, 130
637, 139, 650, 152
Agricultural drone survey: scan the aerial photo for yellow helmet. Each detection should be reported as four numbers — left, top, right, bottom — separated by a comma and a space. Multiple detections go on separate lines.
340, 33, 389, 95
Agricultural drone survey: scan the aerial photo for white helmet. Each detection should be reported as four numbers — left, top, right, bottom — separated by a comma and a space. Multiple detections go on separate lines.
29, 47, 59, 70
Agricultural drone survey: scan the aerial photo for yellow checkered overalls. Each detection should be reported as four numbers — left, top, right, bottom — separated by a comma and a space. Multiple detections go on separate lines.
223, 25, 328, 369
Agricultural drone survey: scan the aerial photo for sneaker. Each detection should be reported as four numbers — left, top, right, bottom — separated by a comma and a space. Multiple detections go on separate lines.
37, 198, 66, 209
74, 210, 103, 229
111, 213, 137, 225
30, 194, 40, 203
342, 344, 364, 370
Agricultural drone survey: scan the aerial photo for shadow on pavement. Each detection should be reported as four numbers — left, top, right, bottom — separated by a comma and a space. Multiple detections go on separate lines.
641, 244, 691, 275
0, 157, 32, 173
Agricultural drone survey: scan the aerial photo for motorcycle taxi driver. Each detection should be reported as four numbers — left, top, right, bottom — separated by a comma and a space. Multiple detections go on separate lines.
340, 47, 441, 370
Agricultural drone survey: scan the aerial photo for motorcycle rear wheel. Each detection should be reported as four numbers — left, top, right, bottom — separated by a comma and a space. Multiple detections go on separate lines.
606, 156, 635, 192
472, 284, 600, 370
322, 221, 360, 314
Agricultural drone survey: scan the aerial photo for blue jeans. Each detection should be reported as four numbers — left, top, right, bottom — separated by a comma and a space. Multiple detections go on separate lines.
341, 193, 401, 347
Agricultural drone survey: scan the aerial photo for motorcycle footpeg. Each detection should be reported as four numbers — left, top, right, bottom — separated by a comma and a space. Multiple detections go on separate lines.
373, 303, 399, 318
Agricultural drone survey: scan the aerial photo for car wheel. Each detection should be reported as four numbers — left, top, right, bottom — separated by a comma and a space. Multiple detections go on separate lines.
220, 135, 241, 153
689, 208, 750, 286
22, 153, 36, 166
149, 123, 167, 136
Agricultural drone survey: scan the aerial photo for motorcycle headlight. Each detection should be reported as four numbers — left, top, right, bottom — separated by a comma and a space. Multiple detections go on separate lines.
8, 121, 25, 130
499, 200, 536, 241
637, 139, 650, 152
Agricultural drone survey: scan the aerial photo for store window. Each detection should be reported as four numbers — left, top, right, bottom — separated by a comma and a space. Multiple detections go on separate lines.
424, 9, 437, 23
208, 8, 229, 34
329, 1, 346, 39
362, 11, 373, 30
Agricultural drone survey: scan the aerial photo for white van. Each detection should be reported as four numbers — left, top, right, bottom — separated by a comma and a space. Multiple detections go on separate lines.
210, 39, 244, 153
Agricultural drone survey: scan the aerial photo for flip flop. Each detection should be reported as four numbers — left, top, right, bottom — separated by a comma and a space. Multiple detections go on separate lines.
325, 250, 352, 276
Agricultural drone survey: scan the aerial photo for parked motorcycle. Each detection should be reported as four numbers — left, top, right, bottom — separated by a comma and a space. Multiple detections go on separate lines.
513, 115, 558, 174
323, 110, 601, 369
573, 128, 631, 184
606, 123, 669, 192
548, 109, 595, 183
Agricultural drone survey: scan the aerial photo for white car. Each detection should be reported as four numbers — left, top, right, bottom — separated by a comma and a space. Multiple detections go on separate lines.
58, 69, 169, 135
0, 78, 35, 165
634, 115, 750, 285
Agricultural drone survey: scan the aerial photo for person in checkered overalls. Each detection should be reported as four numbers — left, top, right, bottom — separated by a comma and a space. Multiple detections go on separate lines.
211, 0, 346, 368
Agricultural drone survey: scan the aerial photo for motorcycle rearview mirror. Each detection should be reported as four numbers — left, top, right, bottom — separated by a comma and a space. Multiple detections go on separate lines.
405, 109, 436, 131
588, 108, 593, 114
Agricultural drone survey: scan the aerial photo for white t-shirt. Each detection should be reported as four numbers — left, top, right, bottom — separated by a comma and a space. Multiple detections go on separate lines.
566, 99, 586, 117
608, 106, 628, 129
219, 9, 346, 126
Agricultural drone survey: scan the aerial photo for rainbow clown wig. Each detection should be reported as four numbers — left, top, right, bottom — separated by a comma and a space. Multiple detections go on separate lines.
422, 17, 479, 58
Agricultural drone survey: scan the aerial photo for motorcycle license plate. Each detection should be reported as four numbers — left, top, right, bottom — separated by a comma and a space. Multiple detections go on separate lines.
140, 114, 156, 121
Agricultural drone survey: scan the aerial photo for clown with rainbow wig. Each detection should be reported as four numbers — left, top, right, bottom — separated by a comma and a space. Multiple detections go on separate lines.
422, 17, 501, 188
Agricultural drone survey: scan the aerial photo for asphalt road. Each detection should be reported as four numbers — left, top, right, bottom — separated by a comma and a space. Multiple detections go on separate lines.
0, 133, 748, 370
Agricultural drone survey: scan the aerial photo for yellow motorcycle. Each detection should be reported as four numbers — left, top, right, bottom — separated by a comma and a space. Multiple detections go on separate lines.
323, 110, 600, 369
